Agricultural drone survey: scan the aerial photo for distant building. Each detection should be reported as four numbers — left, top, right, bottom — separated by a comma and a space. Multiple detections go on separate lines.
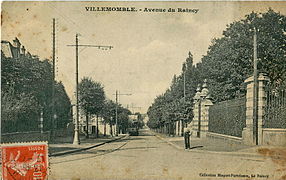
71, 104, 115, 136
79, 114, 115, 136
1, 37, 32, 58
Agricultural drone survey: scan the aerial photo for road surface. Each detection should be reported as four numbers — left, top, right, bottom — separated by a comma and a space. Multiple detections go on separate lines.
49, 128, 283, 180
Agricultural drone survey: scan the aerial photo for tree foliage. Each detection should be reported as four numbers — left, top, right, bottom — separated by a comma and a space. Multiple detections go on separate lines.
78, 77, 105, 137
147, 9, 286, 131
101, 100, 117, 125
1, 54, 72, 133
77, 77, 133, 136
78, 77, 105, 116
101, 99, 132, 134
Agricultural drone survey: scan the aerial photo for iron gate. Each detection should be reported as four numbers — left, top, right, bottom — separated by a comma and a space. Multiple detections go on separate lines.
263, 83, 286, 128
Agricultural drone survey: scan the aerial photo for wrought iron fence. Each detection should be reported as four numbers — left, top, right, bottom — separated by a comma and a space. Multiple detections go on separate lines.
264, 83, 286, 128
209, 97, 246, 137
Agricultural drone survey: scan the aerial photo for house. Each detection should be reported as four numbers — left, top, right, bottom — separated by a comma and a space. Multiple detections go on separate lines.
79, 115, 115, 137
71, 105, 115, 136
1, 37, 32, 58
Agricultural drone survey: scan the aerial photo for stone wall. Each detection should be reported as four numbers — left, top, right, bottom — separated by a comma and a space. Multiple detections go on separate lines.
262, 128, 286, 146
206, 132, 242, 144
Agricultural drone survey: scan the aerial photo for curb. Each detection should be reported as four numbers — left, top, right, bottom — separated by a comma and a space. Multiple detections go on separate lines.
154, 134, 268, 159
49, 135, 128, 157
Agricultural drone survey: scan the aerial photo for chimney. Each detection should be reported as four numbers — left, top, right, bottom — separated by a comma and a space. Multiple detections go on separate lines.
13, 37, 21, 48
13, 37, 21, 58
21, 46, 26, 56
26, 51, 32, 58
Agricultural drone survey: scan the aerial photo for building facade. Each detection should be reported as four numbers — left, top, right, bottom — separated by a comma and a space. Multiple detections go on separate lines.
1, 37, 32, 58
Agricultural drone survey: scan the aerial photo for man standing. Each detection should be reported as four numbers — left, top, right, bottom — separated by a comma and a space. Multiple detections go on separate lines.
184, 128, 191, 149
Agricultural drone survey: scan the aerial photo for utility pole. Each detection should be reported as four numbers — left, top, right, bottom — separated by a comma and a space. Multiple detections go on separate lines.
40, 108, 44, 134
183, 67, 186, 100
114, 90, 132, 136
253, 28, 259, 145
181, 53, 189, 136
51, 18, 56, 141
74, 33, 80, 145
115, 90, 118, 136
68, 34, 113, 145
197, 97, 201, 138
182, 63, 186, 135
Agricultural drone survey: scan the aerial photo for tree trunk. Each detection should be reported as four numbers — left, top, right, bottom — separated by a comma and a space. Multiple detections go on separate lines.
168, 122, 171, 136
181, 120, 184, 136
86, 113, 89, 139
96, 115, 99, 138
104, 122, 106, 136
110, 123, 113, 136
177, 120, 180, 136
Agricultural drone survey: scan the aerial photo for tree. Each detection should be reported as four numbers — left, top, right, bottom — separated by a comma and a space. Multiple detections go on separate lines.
201, 9, 286, 102
102, 99, 117, 136
147, 52, 196, 135
78, 77, 105, 138
148, 9, 286, 132
118, 106, 131, 134
1, 87, 39, 133
1, 54, 71, 133
54, 82, 72, 129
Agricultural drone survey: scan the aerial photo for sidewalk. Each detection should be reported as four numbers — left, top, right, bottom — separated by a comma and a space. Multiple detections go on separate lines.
49, 134, 127, 156
166, 135, 251, 152
154, 132, 286, 158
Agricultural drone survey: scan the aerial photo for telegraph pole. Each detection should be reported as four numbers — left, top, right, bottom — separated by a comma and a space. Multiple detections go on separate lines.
51, 18, 56, 141
198, 97, 201, 138
73, 34, 80, 145
181, 54, 188, 136
183, 67, 186, 100
253, 28, 259, 145
114, 90, 132, 136
68, 34, 113, 145
40, 108, 44, 134
183, 62, 186, 132
115, 90, 118, 136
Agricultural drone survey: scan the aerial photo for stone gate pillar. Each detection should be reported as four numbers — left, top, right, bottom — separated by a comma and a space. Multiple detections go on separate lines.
190, 80, 213, 138
191, 85, 201, 137
201, 96, 213, 137
242, 73, 269, 145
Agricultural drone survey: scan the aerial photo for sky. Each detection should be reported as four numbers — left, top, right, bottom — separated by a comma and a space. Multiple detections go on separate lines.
1, 1, 286, 113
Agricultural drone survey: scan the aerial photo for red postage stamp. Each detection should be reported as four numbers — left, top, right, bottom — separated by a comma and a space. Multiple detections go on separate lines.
1, 142, 49, 180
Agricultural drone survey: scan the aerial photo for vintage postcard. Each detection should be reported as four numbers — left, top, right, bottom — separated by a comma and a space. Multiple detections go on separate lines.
1, 1, 286, 180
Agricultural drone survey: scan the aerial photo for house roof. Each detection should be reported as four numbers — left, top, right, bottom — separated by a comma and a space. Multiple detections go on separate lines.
1, 39, 23, 58
1, 41, 13, 58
